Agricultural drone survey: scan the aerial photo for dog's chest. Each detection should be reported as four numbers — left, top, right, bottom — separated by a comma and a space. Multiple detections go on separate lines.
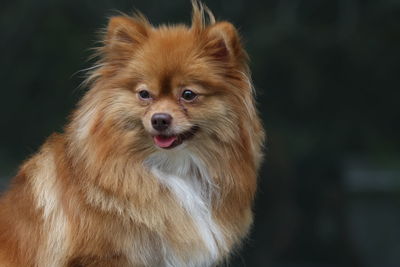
144, 152, 225, 266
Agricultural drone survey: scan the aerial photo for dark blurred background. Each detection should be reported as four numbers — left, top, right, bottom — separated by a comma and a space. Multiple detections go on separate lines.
1, 0, 400, 266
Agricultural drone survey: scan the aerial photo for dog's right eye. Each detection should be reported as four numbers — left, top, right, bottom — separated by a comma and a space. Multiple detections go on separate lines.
138, 90, 151, 100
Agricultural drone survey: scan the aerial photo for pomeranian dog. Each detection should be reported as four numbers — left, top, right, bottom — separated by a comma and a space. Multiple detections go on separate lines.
0, 1, 264, 266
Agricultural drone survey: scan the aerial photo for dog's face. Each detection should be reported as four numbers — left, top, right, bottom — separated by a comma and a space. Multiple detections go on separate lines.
77, 12, 254, 154
130, 29, 224, 150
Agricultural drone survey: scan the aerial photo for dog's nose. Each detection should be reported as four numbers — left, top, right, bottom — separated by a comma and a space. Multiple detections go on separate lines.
151, 113, 172, 132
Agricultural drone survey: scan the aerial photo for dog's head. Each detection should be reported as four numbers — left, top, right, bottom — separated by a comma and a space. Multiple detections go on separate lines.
71, 1, 260, 157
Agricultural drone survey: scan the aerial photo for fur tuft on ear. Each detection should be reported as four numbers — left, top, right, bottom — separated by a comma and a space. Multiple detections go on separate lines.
191, 0, 216, 32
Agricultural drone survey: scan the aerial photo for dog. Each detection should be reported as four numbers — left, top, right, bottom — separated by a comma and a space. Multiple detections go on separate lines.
0, 1, 264, 266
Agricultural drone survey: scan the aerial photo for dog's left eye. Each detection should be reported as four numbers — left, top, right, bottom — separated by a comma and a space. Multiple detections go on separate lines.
181, 90, 197, 102
138, 90, 151, 100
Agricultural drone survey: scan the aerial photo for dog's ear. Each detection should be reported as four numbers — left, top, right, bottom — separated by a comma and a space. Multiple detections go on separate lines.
106, 16, 148, 46
205, 22, 246, 64
104, 16, 148, 64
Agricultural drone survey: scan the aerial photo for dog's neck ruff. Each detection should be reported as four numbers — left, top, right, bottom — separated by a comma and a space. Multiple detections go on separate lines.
144, 149, 226, 266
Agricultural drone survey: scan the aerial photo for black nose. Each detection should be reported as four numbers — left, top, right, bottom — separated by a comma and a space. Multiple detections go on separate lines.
151, 113, 172, 132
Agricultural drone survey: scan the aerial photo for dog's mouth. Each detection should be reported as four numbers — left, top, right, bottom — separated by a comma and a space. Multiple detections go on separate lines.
153, 126, 198, 149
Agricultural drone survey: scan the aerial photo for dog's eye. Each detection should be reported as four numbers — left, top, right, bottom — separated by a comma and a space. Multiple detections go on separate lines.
138, 90, 151, 100
181, 90, 197, 102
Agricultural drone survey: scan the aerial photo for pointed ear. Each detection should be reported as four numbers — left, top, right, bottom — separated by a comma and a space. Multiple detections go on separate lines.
104, 16, 148, 64
205, 22, 246, 64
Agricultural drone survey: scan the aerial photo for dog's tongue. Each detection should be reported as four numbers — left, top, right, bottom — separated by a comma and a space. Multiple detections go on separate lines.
154, 135, 177, 148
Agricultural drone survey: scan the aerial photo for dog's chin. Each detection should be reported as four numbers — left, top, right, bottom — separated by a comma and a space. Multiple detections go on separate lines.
152, 126, 199, 150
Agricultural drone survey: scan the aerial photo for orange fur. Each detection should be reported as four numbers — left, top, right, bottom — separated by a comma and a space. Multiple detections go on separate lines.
0, 2, 264, 266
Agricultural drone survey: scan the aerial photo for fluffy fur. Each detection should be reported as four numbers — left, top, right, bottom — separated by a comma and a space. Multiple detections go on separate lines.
0, 2, 264, 266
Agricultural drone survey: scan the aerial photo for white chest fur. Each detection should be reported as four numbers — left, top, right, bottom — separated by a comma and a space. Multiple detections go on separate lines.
144, 150, 226, 267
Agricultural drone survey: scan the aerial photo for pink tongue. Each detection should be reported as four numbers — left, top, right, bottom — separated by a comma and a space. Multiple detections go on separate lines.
154, 135, 177, 148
